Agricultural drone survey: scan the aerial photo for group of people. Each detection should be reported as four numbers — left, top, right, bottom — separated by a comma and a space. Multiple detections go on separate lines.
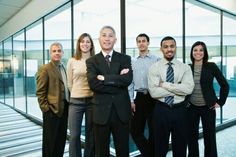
36, 25, 229, 157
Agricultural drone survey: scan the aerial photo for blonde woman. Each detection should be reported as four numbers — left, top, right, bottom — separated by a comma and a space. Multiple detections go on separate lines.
67, 33, 95, 157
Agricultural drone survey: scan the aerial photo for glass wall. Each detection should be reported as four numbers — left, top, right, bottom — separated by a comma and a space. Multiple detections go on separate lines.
3, 37, 14, 107
0, 42, 3, 103
44, 3, 72, 66
126, 0, 182, 59
0, 0, 236, 156
13, 30, 26, 112
26, 21, 43, 119
74, 0, 121, 53
222, 13, 236, 121
185, 1, 223, 124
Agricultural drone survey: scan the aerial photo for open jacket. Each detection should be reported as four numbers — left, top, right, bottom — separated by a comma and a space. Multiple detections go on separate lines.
36, 61, 67, 117
190, 62, 229, 107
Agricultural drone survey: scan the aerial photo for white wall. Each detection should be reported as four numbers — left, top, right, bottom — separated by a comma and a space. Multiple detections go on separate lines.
0, 0, 68, 41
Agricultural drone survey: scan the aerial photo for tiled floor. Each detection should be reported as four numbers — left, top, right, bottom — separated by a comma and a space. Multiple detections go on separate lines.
1, 103, 236, 157
167, 125, 236, 157
0, 103, 69, 157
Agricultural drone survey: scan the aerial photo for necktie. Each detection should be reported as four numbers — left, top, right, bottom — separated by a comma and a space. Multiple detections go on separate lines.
105, 55, 111, 67
165, 62, 174, 105
58, 64, 70, 102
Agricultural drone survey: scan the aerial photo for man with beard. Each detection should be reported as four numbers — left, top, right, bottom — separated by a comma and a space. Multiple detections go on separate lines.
148, 36, 194, 157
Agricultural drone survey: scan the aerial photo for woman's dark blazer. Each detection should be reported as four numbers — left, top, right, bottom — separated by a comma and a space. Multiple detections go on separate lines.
190, 62, 229, 107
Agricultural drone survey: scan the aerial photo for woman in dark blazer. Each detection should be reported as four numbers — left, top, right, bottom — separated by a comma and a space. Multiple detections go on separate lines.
187, 41, 229, 157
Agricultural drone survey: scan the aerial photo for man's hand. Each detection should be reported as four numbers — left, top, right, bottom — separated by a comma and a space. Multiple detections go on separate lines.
97, 75, 105, 81
131, 102, 136, 115
210, 102, 220, 110
120, 68, 129, 75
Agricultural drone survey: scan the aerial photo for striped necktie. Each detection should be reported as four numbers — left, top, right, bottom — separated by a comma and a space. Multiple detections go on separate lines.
165, 62, 174, 105
105, 55, 111, 67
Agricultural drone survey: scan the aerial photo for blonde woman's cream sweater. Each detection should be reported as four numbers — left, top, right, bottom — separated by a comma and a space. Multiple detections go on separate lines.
67, 57, 93, 98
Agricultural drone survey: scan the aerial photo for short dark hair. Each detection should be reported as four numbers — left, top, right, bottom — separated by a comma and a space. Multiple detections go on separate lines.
136, 33, 150, 42
160, 36, 176, 47
190, 41, 209, 64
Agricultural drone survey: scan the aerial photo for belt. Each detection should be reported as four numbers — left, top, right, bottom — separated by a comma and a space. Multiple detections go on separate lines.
77, 97, 92, 102
135, 89, 148, 95
156, 100, 186, 109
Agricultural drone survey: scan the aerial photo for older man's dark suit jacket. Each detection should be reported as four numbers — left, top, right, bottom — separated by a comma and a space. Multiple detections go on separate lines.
86, 51, 133, 125
190, 62, 229, 107
36, 61, 66, 117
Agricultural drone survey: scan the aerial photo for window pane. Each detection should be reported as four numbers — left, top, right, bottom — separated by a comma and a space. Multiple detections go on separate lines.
126, 0, 182, 60
0, 43, 3, 103
26, 21, 43, 120
4, 38, 14, 107
222, 14, 236, 122
45, 3, 72, 65
13, 31, 26, 112
74, 0, 120, 53
185, 1, 222, 125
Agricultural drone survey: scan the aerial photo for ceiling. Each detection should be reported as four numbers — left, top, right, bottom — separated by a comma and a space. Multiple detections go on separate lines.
0, 0, 31, 27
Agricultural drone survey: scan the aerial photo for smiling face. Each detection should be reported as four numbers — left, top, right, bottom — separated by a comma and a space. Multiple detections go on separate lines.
161, 39, 176, 61
190, 41, 208, 64
50, 44, 64, 62
99, 27, 117, 53
80, 36, 92, 54
137, 36, 149, 53
192, 45, 204, 63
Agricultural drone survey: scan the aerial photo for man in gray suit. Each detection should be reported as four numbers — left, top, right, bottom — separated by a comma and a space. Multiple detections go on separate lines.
36, 42, 69, 157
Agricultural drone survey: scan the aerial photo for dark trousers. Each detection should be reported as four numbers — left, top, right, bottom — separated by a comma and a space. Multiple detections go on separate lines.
94, 107, 129, 157
68, 103, 94, 157
153, 101, 187, 157
187, 105, 217, 157
130, 92, 155, 157
42, 103, 68, 157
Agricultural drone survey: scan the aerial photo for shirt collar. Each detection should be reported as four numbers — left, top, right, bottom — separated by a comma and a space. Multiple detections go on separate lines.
137, 51, 151, 59
162, 58, 177, 65
51, 60, 61, 67
102, 50, 113, 58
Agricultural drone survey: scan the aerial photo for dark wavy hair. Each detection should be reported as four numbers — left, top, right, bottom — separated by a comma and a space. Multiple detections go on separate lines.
190, 41, 208, 64
74, 33, 95, 60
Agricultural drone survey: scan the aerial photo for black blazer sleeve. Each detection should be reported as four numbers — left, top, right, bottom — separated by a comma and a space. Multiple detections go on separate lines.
199, 62, 229, 107
211, 63, 229, 106
104, 54, 133, 87
86, 52, 132, 94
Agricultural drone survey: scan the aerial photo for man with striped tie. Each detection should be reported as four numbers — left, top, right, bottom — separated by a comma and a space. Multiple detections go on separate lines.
148, 36, 194, 157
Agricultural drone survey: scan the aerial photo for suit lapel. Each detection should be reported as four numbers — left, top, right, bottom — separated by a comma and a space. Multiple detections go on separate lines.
110, 51, 120, 73
97, 52, 110, 73
49, 62, 63, 82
